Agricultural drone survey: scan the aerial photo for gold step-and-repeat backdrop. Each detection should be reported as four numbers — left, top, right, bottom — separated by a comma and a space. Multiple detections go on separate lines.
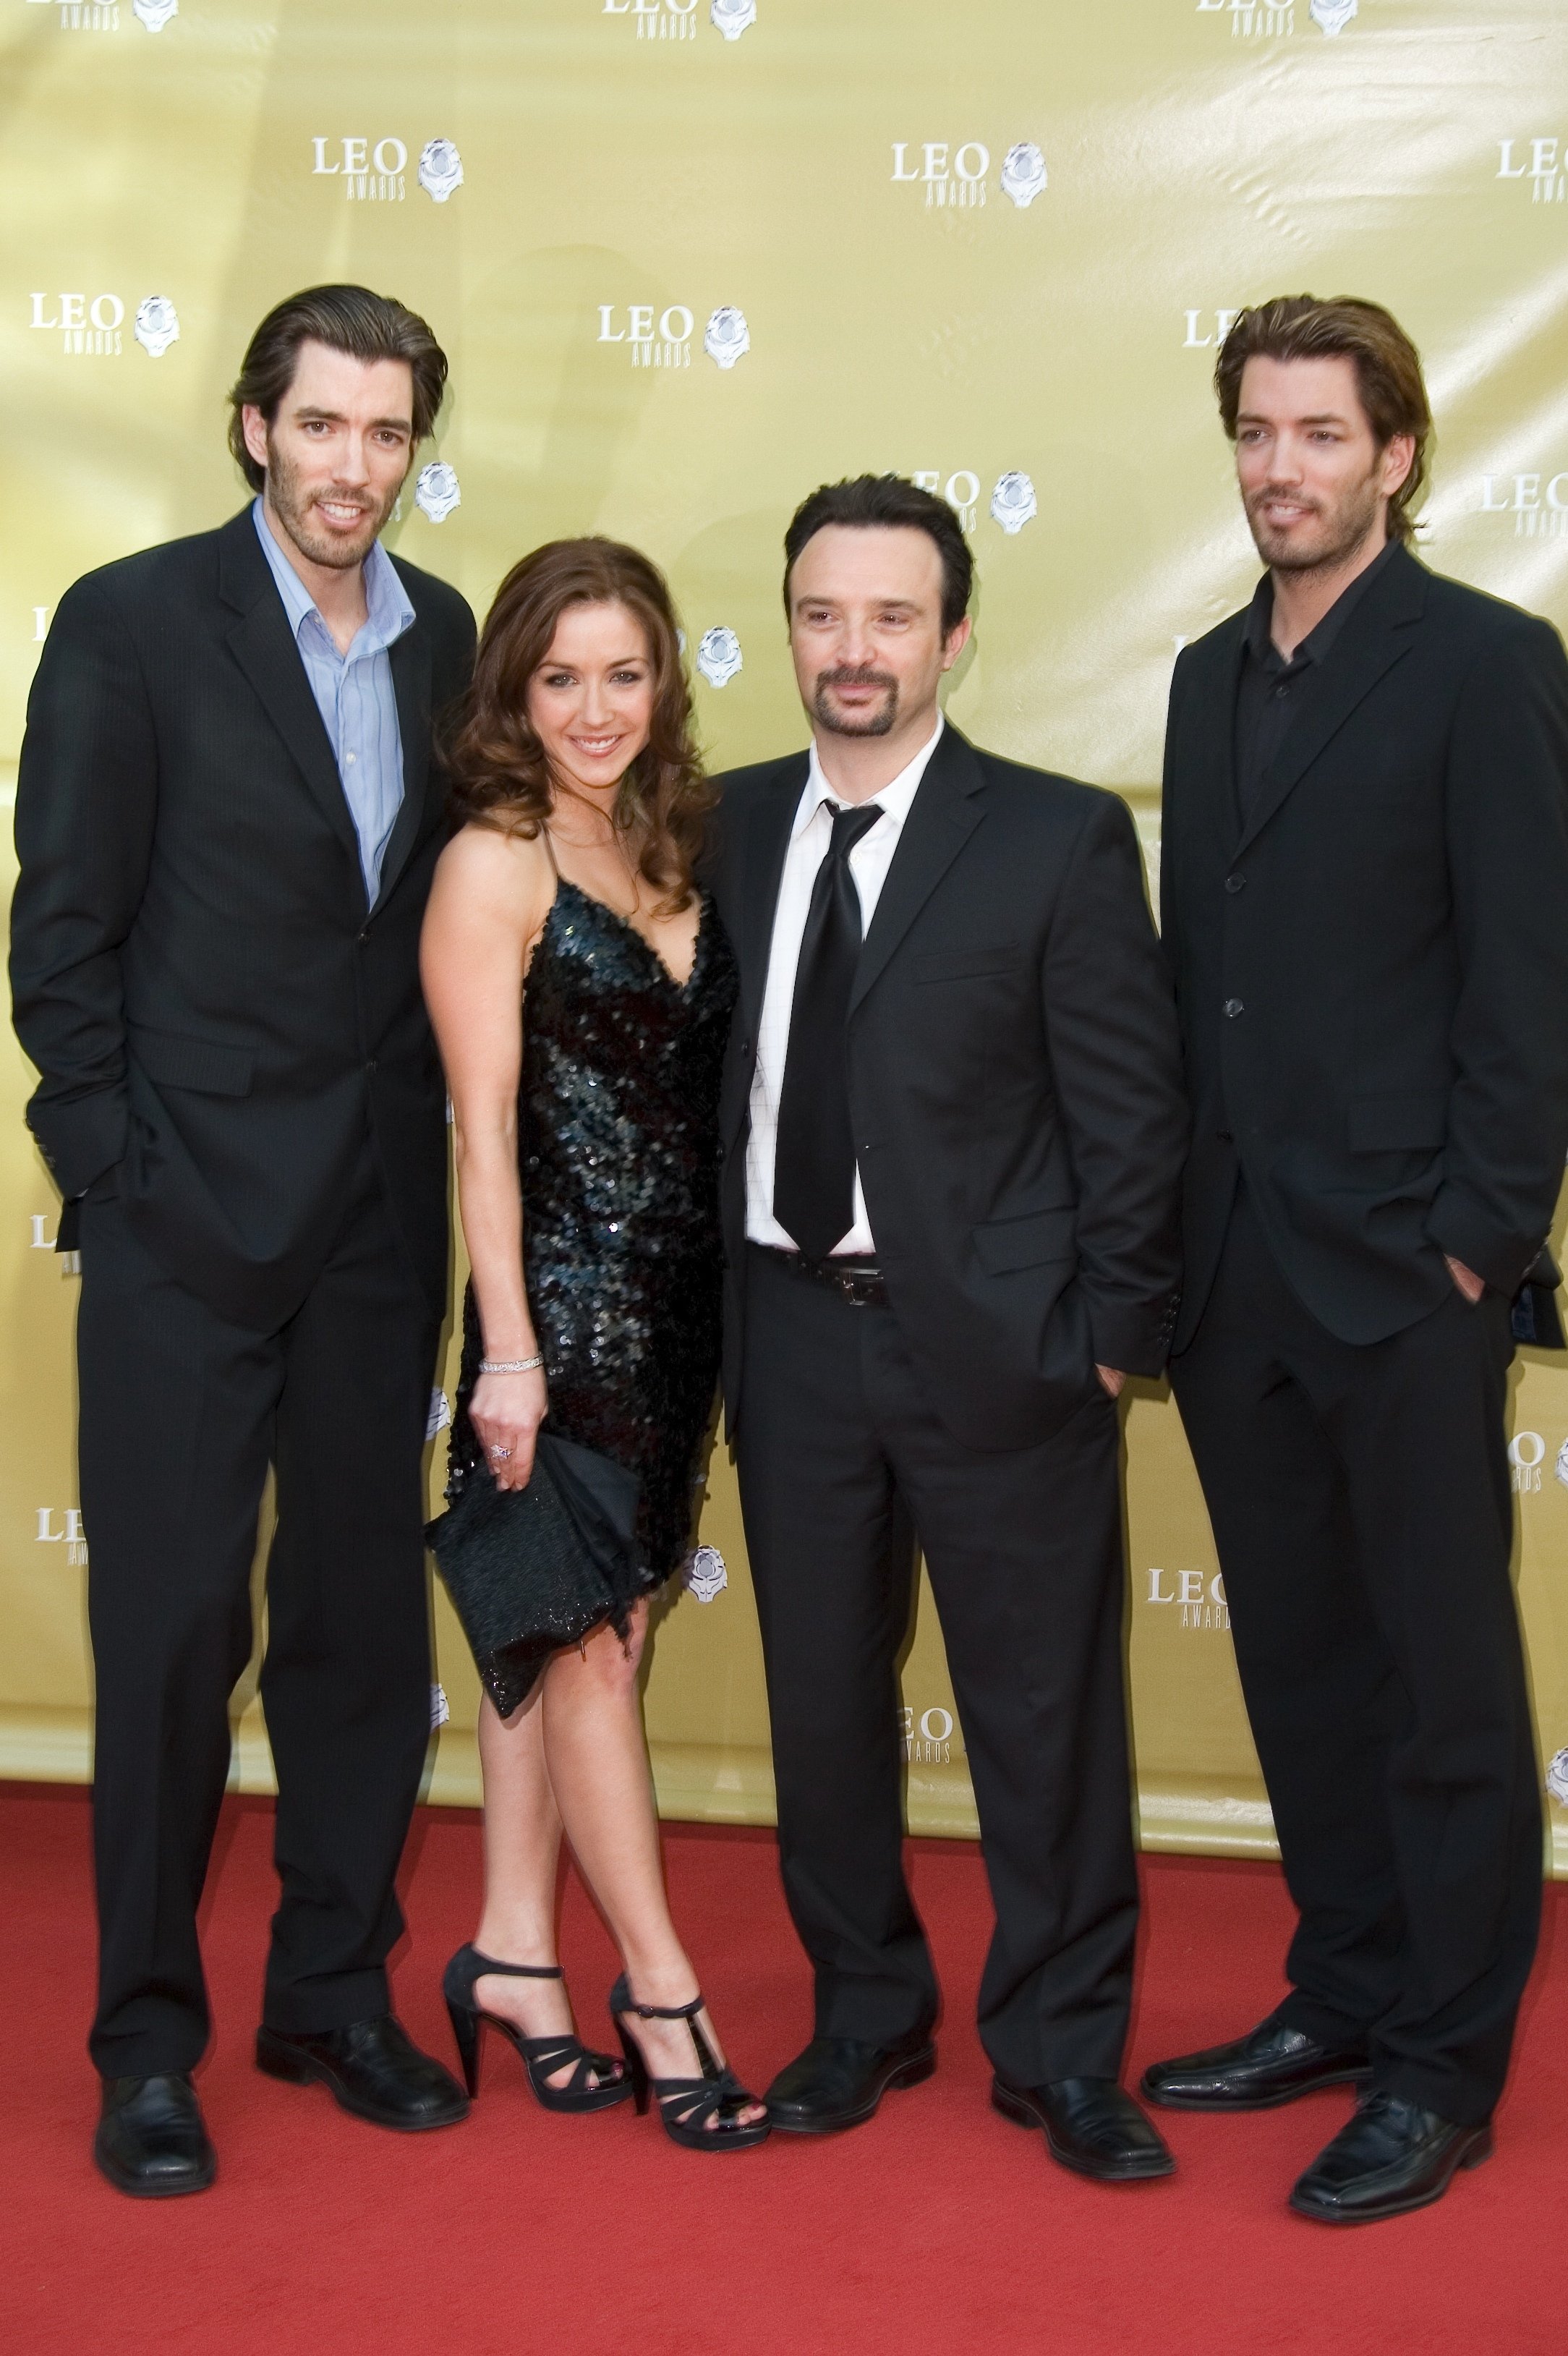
5, 0, 1568, 1866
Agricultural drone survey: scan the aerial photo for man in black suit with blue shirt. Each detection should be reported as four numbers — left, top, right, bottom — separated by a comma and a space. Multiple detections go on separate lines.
11, 286, 475, 2194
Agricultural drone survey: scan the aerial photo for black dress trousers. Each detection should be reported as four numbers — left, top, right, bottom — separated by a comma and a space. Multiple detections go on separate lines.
77, 1136, 440, 2079
1172, 1183, 1541, 2125
736, 1249, 1138, 2087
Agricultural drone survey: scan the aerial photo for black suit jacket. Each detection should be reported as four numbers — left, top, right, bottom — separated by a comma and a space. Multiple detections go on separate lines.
709, 724, 1188, 1453
1162, 543, 1568, 1353
9, 507, 477, 1332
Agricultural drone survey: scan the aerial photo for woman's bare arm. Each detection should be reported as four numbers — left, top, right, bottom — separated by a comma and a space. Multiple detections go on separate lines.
421, 822, 555, 1489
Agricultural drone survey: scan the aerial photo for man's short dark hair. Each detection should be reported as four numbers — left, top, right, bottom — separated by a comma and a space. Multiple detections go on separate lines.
783, 475, 974, 635
227, 284, 448, 492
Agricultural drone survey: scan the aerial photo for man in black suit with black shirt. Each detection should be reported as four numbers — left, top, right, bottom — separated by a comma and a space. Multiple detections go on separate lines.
1145, 296, 1568, 2223
708, 477, 1188, 2180
10, 286, 476, 2194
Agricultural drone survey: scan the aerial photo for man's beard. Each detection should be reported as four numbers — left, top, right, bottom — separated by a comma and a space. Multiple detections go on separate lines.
811, 665, 900, 738
264, 435, 399, 571
1245, 466, 1384, 578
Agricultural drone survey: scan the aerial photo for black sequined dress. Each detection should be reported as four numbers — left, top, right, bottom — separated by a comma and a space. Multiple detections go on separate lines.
448, 878, 737, 1596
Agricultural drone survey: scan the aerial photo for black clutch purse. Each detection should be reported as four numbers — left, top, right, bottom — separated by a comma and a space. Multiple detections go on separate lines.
427, 1433, 646, 1720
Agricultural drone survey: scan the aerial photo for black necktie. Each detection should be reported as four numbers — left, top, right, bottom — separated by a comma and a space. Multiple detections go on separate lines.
773, 800, 883, 1260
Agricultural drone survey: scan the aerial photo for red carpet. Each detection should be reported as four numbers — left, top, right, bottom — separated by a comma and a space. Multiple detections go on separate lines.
1, 1785, 1561, 2355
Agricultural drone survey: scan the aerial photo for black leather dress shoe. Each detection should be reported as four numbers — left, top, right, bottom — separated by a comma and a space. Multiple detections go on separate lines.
1141, 2017, 1372, 2111
992, 2075, 1175, 2182
764, 2034, 936, 2134
256, 2015, 469, 2130
1290, 2091, 1491, 2224
94, 2073, 216, 2198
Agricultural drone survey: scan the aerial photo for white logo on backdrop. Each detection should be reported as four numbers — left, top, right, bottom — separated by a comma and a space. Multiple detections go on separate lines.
1497, 140, 1568, 205
30, 292, 128, 355
1183, 307, 1243, 350
414, 462, 461, 523
602, 0, 754, 43
310, 138, 459, 205
1000, 143, 1047, 208
696, 627, 743, 688
36, 1508, 88, 1568
1146, 1566, 1231, 1632
703, 305, 750, 369
1510, 1432, 1546, 1492
597, 305, 704, 369
989, 472, 1038, 535
685, 1544, 729, 1602
426, 1390, 453, 1441
1309, 0, 1356, 30
28, 1212, 79, 1273
133, 295, 179, 357
418, 138, 464, 203
430, 1683, 451, 1729
32, 3, 123, 30
911, 469, 1035, 536
892, 142, 1046, 213
900, 1706, 955, 1766
1478, 472, 1568, 540
1546, 1748, 1568, 1806
1555, 1437, 1568, 1491
1196, 0, 1295, 38
132, 0, 177, 25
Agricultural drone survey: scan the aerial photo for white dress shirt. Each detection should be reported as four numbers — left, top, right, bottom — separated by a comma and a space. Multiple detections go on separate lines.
746, 715, 946, 1255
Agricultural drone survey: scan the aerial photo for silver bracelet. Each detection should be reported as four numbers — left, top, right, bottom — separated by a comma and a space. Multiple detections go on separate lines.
478, 1355, 543, 1374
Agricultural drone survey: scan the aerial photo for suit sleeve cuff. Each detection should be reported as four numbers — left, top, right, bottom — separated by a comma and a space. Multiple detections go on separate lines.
1426, 1187, 1546, 1298
1086, 1292, 1181, 1378
26, 1087, 128, 1203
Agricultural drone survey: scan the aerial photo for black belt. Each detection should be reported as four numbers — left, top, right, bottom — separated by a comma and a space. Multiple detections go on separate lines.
749, 1243, 889, 1309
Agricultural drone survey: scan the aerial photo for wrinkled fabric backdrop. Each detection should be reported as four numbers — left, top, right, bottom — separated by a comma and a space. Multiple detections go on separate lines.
4, 0, 1568, 1868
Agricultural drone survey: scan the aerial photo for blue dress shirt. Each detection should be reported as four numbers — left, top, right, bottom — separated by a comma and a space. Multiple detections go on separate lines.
251, 498, 415, 902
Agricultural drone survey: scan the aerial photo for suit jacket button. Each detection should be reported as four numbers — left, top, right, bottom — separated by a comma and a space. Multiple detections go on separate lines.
366, 1059, 378, 1074
1224, 873, 1245, 894
1223, 998, 1244, 1018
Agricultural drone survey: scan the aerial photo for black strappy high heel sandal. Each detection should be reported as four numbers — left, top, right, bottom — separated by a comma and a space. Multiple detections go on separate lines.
608, 1973, 771, 2153
443, 1944, 631, 2113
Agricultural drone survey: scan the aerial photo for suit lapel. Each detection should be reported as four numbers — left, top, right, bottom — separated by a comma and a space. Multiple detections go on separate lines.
1235, 546, 1428, 856
218, 510, 364, 891
373, 618, 435, 911
737, 754, 809, 1044
848, 723, 985, 1016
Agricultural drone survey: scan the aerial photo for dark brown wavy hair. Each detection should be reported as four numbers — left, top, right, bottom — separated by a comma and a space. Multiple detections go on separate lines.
446, 538, 712, 915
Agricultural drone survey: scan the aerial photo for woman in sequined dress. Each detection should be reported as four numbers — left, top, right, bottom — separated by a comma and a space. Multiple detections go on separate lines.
419, 540, 767, 2148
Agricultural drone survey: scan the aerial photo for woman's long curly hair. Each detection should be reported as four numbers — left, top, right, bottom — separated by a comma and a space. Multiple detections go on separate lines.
446, 537, 713, 915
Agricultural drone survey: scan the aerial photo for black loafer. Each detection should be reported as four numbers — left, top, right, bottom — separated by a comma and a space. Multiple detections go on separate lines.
764, 2034, 936, 2134
993, 2075, 1175, 2182
256, 2015, 469, 2131
1290, 2091, 1491, 2224
1141, 2017, 1371, 2112
94, 2072, 216, 2198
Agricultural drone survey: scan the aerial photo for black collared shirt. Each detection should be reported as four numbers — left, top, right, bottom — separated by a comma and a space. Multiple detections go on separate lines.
1233, 538, 1398, 828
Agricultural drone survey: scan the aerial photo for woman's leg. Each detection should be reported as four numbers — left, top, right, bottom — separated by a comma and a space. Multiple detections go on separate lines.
542, 1603, 764, 2122
472, 1685, 610, 2086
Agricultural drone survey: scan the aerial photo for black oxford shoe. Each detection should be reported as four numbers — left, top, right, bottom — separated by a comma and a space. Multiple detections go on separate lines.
992, 2075, 1175, 2182
764, 2034, 937, 2134
1290, 2091, 1491, 2225
1141, 2017, 1372, 2112
256, 2015, 469, 2131
95, 2072, 216, 2198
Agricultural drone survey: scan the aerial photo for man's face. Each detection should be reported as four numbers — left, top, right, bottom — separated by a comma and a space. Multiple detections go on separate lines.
788, 524, 969, 739
1234, 354, 1415, 574
242, 339, 416, 572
